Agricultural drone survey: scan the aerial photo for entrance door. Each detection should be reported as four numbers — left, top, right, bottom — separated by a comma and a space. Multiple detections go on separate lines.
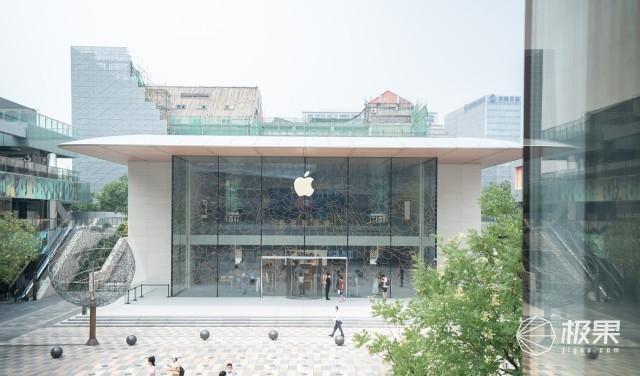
260, 256, 348, 299
287, 259, 322, 299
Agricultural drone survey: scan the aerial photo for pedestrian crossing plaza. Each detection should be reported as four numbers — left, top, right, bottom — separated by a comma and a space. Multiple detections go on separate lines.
0, 326, 388, 376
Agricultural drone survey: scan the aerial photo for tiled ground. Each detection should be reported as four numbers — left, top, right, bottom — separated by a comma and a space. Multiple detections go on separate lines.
0, 326, 388, 376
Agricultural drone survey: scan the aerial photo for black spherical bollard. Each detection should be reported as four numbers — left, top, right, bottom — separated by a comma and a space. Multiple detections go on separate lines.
200, 329, 210, 341
126, 335, 137, 346
268, 330, 278, 341
50, 346, 63, 358
585, 347, 599, 359
334, 335, 345, 346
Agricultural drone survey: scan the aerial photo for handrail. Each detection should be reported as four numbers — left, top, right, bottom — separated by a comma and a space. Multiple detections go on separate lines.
125, 283, 170, 304
14, 225, 75, 301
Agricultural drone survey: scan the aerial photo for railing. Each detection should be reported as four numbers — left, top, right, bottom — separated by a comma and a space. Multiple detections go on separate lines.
0, 108, 74, 137
14, 225, 75, 301
125, 283, 170, 304
166, 114, 440, 137
21, 218, 73, 232
0, 155, 80, 182
168, 124, 435, 137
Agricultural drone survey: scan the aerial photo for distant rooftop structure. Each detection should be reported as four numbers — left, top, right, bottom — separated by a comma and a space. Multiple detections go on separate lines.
368, 90, 413, 106
145, 86, 262, 123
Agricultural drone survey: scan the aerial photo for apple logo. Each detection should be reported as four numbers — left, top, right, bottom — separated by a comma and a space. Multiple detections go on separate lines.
294, 171, 315, 197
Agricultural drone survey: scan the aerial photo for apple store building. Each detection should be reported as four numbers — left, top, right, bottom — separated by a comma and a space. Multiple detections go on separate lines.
61, 135, 520, 298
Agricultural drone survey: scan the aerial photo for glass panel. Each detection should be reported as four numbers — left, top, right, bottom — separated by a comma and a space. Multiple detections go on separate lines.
261, 157, 305, 242
524, 0, 640, 372
187, 245, 217, 297
171, 157, 189, 295
347, 158, 391, 245
218, 157, 261, 245
423, 158, 438, 265
304, 157, 348, 240
217, 246, 260, 297
189, 157, 218, 236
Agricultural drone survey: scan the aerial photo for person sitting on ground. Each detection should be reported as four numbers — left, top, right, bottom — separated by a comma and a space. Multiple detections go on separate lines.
225, 362, 236, 376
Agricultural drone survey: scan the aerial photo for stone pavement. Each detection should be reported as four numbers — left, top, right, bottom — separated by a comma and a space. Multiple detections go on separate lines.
0, 295, 79, 342
0, 326, 389, 375
0, 291, 392, 375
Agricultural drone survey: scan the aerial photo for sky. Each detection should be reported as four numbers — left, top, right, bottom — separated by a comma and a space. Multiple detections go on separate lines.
0, 0, 525, 123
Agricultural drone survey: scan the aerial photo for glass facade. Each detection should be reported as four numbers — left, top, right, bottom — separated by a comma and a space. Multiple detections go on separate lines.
524, 0, 640, 373
172, 156, 437, 298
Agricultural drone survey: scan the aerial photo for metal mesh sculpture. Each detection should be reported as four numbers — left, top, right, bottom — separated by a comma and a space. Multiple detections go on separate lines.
49, 227, 135, 345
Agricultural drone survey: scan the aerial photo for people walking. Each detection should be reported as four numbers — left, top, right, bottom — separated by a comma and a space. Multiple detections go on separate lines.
328, 305, 344, 337
381, 274, 389, 300
325, 271, 331, 300
337, 275, 345, 302
146, 356, 156, 376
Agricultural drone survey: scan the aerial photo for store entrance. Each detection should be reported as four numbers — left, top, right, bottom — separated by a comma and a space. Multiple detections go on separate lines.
260, 256, 348, 299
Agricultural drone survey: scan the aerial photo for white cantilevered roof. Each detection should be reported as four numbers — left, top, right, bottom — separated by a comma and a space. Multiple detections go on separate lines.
59, 135, 521, 167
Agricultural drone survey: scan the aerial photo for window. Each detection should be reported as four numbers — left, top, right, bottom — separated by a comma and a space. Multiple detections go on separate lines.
175, 104, 186, 110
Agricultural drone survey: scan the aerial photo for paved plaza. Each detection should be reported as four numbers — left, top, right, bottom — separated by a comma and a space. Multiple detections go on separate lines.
1, 326, 388, 376
0, 290, 391, 375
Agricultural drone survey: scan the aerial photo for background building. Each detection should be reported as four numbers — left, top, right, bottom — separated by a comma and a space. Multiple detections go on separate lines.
524, 0, 639, 373
70, 46, 165, 191
445, 94, 522, 193
0, 96, 89, 299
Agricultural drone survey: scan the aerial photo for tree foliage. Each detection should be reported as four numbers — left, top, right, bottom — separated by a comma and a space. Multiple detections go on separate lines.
355, 182, 523, 375
95, 175, 128, 214
0, 213, 41, 286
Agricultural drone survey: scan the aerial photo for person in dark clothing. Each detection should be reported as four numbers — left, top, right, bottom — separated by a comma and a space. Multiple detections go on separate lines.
325, 271, 331, 300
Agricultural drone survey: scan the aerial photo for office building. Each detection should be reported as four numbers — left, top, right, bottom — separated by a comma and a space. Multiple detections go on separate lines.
445, 94, 522, 191
70, 46, 166, 191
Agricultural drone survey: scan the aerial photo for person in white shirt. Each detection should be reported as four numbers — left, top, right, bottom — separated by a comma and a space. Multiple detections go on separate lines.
225, 362, 237, 376
328, 305, 344, 337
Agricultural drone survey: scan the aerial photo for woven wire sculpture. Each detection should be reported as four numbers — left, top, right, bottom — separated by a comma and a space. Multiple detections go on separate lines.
49, 227, 135, 307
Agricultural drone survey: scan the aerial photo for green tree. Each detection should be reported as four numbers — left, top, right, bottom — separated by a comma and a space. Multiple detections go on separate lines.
0, 213, 41, 286
116, 220, 128, 238
95, 175, 128, 214
355, 182, 523, 375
